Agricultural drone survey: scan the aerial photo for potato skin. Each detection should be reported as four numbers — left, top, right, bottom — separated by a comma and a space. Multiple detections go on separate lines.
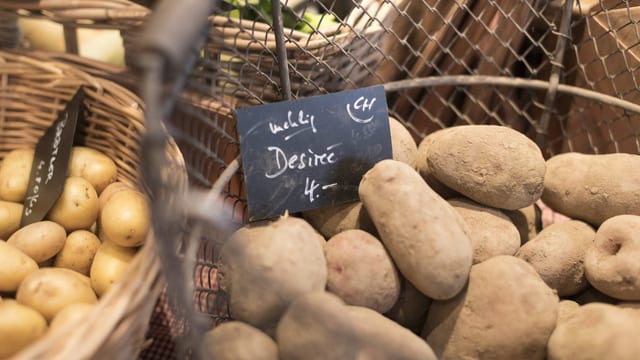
416, 130, 458, 199
0, 240, 39, 292
46, 176, 99, 232
49, 303, 95, 331
0, 200, 23, 239
90, 241, 136, 297
542, 152, 640, 226
324, 229, 400, 313
557, 300, 580, 324
585, 214, 640, 300
517, 220, 595, 297
547, 303, 640, 360
504, 204, 539, 245
0, 148, 34, 202
385, 277, 432, 334
54, 230, 102, 276
359, 159, 472, 300
200, 321, 278, 360
276, 291, 436, 360
449, 197, 520, 264
16, 268, 98, 321
426, 125, 546, 210
389, 116, 418, 169
68, 146, 118, 194
217, 216, 327, 335
8, 220, 67, 263
98, 189, 150, 247
0, 299, 47, 359
423, 256, 558, 360
302, 200, 376, 239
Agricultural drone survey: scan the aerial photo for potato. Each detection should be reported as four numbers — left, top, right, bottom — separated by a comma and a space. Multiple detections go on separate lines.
200, 321, 278, 360
8, 220, 66, 263
0, 240, 38, 292
542, 153, 640, 226
302, 200, 377, 239
54, 230, 101, 276
276, 291, 436, 360
98, 181, 130, 212
584, 214, 640, 300
359, 159, 472, 300
517, 220, 595, 297
0, 299, 47, 359
423, 256, 558, 360
0, 200, 23, 239
217, 215, 327, 334
324, 229, 400, 313
49, 303, 95, 331
416, 130, 458, 199
0, 148, 34, 202
90, 241, 136, 297
449, 197, 520, 264
547, 303, 640, 360
389, 116, 418, 168
99, 189, 150, 247
426, 125, 546, 210
504, 204, 539, 245
557, 300, 580, 324
46, 176, 99, 232
385, 277, 432, 334
68, 146, 118, 194
17, 267, 97, 321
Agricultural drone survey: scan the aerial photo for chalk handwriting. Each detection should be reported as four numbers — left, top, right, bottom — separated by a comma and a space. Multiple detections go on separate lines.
265, 143, 340, 179
269, 110, 317, 140
346, 96, 376, 123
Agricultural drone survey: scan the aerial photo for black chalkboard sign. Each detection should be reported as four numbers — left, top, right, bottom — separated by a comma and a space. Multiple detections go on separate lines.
237, 85, 392, 221
21, 87, 84, 227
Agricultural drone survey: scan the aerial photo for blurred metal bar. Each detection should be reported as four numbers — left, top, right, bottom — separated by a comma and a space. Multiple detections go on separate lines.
271, 0, 292, 100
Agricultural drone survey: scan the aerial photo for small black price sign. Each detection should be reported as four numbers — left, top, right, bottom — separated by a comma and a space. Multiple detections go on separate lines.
237, 85, 392, 221
20, 87, 84, 227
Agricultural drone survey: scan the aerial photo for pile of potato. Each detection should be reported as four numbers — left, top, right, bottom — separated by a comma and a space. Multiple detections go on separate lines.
0, 146, 151, 359
199, 119, 640, 360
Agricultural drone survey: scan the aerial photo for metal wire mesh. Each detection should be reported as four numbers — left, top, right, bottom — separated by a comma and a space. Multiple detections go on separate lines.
133, 0, 640, 357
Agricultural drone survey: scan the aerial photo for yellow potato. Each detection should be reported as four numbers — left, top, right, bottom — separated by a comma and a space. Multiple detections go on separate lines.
49, 303, 95, 331
7, 220, 66, 263
16, 268, 98, 321
68, 146, 118, 194
0, 299, 47, 359
99, 189, 150, 247
54, 230, 101, 276
46, 176, 99, 232
98, 181, 131, 212
0, 200, 23, 239
0, 240, 39, 292
0, 148, 34, 202
90, 241, 136, 297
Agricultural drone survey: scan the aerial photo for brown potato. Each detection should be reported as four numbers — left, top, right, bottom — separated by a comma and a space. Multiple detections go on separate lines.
0, 240, 38, 292
423, 256, 558, 360
324, 229, 400, 313
0, 299, 47, 358
217, 216, 327, 335
46, 176, 99, 232
504, 204, 539, 245
542, 152, 640, 226
585, 214, 640, 300
547, 303, 640, 360
8, 220, 66, 263
359, 159, 472, 300
426, 125, 546, 210
449, 197, 520, 264
99, 189, 150, 247
17, 268, 97, 321
0, 200, 23, 239
302, 200, 376, 239
0, 148, 34, 202
68, 146, 118, 194
54, 230, 101, 276
517, 220, 595, 297
389, 116, 418, 168
416, 130, 458, 199
200, 321, 278, 360
557, 300, 580, 324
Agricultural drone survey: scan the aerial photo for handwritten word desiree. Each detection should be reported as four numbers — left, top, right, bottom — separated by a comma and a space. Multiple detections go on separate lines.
265, 143, 341, 179
269, 110, 317, 141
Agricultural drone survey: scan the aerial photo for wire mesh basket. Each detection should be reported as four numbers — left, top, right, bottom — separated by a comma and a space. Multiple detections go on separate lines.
128, 0, 640, 358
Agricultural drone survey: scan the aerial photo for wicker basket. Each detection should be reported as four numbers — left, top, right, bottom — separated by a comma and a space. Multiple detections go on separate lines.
0, 49, 187, 360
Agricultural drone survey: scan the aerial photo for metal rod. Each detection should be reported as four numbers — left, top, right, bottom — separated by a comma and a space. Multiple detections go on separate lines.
536, 0, 575, 148
63, 25, 79, 54
271, 0, 292, 100
383, 76, 640, 116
